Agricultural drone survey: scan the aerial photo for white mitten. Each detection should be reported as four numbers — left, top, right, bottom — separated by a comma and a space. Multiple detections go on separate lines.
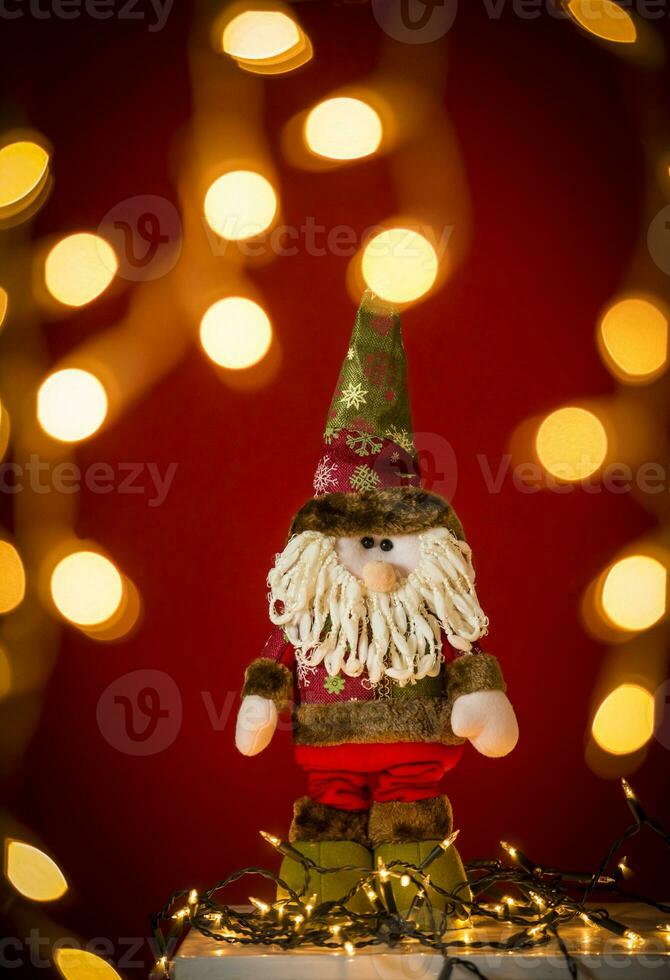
235, 695, 278, 756
451, 690, 519, 758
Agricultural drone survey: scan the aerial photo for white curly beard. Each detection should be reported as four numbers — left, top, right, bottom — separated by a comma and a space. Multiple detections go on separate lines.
267, 527, 488, 687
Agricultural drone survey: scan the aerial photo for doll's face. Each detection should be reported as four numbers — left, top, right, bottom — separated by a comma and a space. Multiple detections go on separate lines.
335, 532, 421, 593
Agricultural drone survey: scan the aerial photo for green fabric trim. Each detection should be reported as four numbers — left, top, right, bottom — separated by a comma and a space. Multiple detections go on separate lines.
445, 652, 505, 702
324, 291, 415, 453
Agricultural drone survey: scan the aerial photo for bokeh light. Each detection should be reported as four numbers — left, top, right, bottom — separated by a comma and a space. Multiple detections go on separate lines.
0, 541, 26, 613
4, 840, 68, 902
222, 9, 300, 60
599, 297, 668, 383
0, 647, 10, 699
44, 233, 118, 307
204, 171, 277, 241
37, 368, 108, 443
55, 948, 122, 980
0, 286, 7, 329
566, 0, 637, 43
50, 551, 124, 627
0, 140, 49, 212
304, 97, 383, 161
592, 684, 655, 755
361, 228, 438, 303
601, 555, 667, 631
200, 296, 272, 369
535, 406, 608, 481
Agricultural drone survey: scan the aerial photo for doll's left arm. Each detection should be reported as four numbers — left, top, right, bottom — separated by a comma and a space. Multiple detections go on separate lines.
446, 650, 519, 758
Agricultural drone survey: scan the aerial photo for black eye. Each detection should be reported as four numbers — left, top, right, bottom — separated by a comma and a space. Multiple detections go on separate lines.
361, 536, 374, 549
380, 538, 394, 552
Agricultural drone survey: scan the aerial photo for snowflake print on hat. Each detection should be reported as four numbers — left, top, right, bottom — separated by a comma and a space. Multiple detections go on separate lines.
345, 432, 383, 457
313, 454, 338, 496
350, 464, 381, 492
340, 380, 368, 410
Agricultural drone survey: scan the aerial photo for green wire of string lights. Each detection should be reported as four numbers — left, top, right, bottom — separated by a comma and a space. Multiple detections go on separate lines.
151, 779, 670, 980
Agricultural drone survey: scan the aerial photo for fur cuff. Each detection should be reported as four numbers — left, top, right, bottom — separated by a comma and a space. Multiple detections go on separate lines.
242, 658, 293, 708
446, 652, 505, 702
368, 796, 453, 846
289, 796, 369, 845
290, 486, 464, 538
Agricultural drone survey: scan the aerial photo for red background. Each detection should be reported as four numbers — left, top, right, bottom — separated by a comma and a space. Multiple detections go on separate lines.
2, 0, 668, 970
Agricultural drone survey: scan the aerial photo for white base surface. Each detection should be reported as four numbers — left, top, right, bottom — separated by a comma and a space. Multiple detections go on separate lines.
172, 903, 670, 979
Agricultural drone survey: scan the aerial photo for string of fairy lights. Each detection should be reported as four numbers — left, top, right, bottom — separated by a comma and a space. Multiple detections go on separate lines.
151, 779, 670, 977
0, 3, 669, 980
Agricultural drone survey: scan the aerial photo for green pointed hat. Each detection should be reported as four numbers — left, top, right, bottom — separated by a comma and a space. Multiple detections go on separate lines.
290, 291, 462, 539
323, 289, 417, 457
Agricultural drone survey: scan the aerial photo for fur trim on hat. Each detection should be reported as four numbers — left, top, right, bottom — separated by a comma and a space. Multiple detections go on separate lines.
445, 652, 505, 702
289, 796, 369, 845
290, 486, 464, 538
241, 658, 293, 709
368, 796, 453, 846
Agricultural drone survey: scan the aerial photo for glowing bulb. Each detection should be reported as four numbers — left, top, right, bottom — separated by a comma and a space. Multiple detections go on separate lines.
200, 296, 272, 370
204, 171, 277, 241
188, 889, 198, 904
330, 924, 341, 935
5, 840, 68, 902
223, 10, 300, 60
361, 227, 438, 303
621, 778, 636, 800
259, 831, 281, 848
0, 140, 49, 211
400, 874, 411, 887
592, 683, 655, 755
500, 841, 518, 858
535, 406, 608, 481
44, 233, 117, 307
599, 298, 668, 382
249, 897, 270, 914
344, 941, 355, 956
566, 0, 636, 43
55, 948, 122, 980
304, 97, 382, 161
37, 368, 108, 443
440, 829, 459, 850
601, 555, 667, 631
50, 551, 124, 627
625, 930, 644, 947
0, 541, 26, 613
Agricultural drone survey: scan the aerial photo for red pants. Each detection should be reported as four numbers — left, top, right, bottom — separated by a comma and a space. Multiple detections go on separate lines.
294, 742, 463, 811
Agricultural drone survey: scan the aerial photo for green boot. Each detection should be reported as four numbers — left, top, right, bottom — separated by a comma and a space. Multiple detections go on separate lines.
369, 796, 471, 927
276, 797, 372, 914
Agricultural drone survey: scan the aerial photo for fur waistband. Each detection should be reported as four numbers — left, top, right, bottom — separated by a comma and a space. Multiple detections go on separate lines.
293, 698, 463, 747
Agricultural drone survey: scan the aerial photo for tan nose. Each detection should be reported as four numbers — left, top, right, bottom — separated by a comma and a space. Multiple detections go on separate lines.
362, 560, 397, 593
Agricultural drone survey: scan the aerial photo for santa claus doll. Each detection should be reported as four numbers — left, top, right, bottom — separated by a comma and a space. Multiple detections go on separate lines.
236, 291, 518, 909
